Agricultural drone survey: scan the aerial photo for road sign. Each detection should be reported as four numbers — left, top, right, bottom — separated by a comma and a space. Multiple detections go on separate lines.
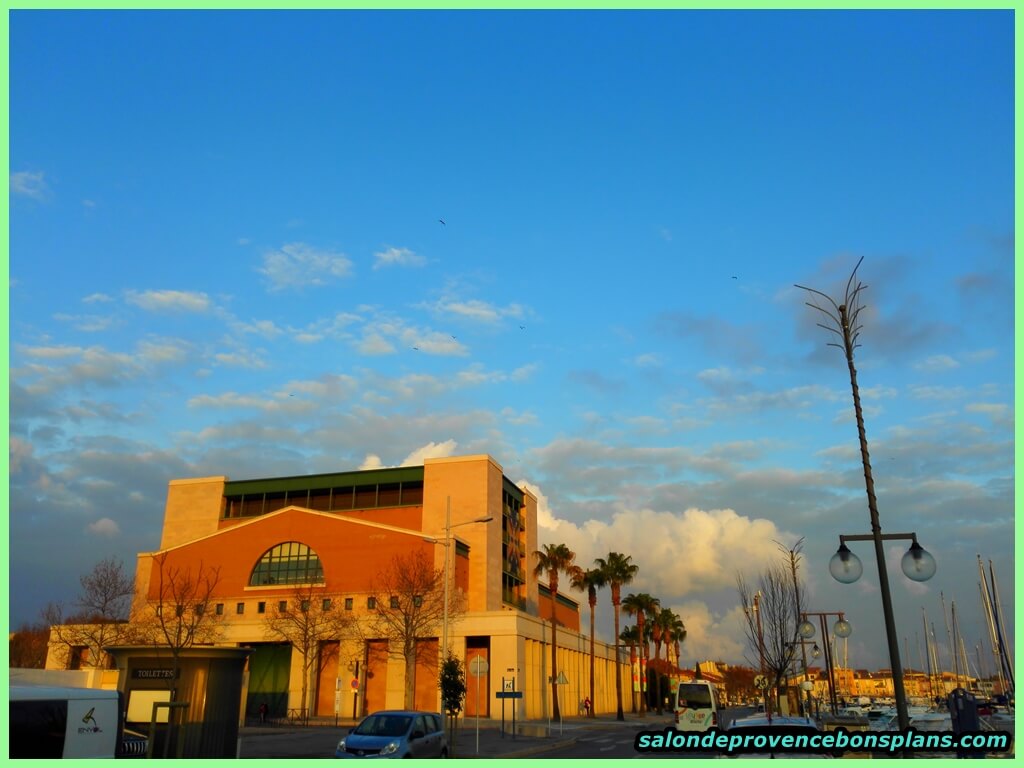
469, 656, 489, 677
754, 674, 769, 690
350, 678, 359, 690
495, 691, 524, 699
503, 680, 514, 691
556, 671, 569, 685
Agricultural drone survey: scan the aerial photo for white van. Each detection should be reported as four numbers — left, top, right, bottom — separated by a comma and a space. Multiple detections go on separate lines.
9, 685, 124, 759
674, 680, 720, 731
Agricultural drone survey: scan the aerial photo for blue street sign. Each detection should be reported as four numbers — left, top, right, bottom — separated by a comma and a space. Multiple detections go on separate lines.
495, 691, 524, 699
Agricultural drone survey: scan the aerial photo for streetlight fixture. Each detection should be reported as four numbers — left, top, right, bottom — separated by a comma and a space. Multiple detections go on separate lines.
424, 497, 493, 664
830, 534, 936, 585
797, 612, 851, 716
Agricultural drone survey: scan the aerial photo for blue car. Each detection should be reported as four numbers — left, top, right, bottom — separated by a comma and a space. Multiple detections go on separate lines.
335, 711, 448, 759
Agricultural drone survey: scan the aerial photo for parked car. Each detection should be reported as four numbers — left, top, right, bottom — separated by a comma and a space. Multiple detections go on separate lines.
723, 714, 828, 759
335, 710, 447, 759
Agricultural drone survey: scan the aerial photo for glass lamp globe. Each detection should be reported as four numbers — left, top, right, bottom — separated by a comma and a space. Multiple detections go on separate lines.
800, 680, 814, 692
833, 618, 853, 638
798, 620, 816, 639
901, 541, 937, 582
811, 644, 822, 659
829, 542, 863, 584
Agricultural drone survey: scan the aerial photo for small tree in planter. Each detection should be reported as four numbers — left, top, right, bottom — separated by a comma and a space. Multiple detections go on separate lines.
439, 654, 467, 756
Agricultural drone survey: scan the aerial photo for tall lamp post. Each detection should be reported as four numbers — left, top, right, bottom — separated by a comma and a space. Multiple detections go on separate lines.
796, 259, 937, 732
425, 497, 493, 663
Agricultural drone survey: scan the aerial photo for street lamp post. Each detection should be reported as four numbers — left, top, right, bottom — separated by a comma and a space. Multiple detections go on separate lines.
796, 260, 936, 733
786, 639, 821, 718
427, 497, 493, 663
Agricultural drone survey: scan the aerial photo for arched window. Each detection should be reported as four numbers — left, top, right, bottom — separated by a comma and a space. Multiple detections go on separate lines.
249, 542, 324, 586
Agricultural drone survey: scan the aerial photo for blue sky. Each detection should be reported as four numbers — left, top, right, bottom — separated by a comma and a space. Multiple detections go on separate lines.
9, 10, 1015, 672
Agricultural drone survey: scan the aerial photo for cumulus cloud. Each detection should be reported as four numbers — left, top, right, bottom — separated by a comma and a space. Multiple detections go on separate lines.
11, 170, 50, 200
373, 247, 427, 270
402, 440, 458, 466
126, 289, 211, 312
359, 454, 384, 470
667, 600, 748, 665
88, 517, 121, 537
525, 481, 794, 600
83, 293, 113, 304
258, 242, 353, 291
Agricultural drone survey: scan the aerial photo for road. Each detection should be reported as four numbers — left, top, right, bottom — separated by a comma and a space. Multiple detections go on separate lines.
534, 709, 756, 760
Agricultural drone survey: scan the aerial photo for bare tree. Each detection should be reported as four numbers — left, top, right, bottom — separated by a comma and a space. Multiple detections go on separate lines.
736, 564, 801, 713
367, 550, 457, 709
137, 553, 224, 699
44, 557, 138, 669
263, 585, 354, 723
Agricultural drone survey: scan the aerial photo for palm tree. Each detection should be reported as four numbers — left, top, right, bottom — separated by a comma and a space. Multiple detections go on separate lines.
569, 565, 606, 718
622, 592, 660, 715
664, 610, 687, 668
619, 625, 641, 713
533, 542, 576, 721
595, 552, 638, 721
650, 607, 684, 715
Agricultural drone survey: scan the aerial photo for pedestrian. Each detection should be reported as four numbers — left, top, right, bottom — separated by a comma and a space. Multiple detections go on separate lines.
583, 696, 591, 717
258, 701, 268, 724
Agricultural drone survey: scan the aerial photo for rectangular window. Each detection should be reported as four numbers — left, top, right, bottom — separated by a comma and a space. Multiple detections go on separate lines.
215, 603, 224, 616
390, 596, 400, 609
322, 598, 332, 611
344, 598, 353, 611
367, 597, 376, 610
236, 602, 245, 615
278, 601, 287, 612
258, 601, 266, 614
377, 483, 401, 506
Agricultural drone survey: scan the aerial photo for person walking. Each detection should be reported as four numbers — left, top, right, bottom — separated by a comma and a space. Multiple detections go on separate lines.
258, 702, 268, 724
583, 696, 592, 717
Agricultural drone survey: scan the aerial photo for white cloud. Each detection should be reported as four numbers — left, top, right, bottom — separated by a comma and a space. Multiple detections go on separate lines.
359, 454, 384, 470
126, 289, 211, 312
402, 440, 458, 466
11, 171, 50, 200
53, 313, 116, 332
915, 354, 960, 373
373, 247, 427, 270
213, 350, 267, 369
525, 482, 793, 600
20, 345, 84, 359
87, 517, 120, 537
430, 298, 525, 323
83, 293, 113, 304
358, 334, 396, 355
634, 353, 661, 368
668, 600, 748, 665
258, 242, 353, 291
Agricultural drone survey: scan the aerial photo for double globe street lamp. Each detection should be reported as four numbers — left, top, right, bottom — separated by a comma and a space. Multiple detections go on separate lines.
828, 531, 936, 730
797, 613, 853, 716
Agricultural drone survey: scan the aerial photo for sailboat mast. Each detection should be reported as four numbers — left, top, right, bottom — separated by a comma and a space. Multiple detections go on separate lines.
979, 557, 1006, 699
989, 559, 1014, 693
940, 592, 960, 687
